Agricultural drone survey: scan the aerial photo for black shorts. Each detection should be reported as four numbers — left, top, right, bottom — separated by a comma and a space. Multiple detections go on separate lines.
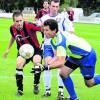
17, 48, 43, 65
64, 60, 79, 70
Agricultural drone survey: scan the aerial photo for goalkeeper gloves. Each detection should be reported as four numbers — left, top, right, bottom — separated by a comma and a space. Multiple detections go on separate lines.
31, 64, 49, 73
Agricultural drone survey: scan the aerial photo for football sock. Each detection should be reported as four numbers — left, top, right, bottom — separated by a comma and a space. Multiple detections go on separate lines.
94, 74, 100, 85
34, 72, 41, 84
16, 69, 23, 91
62, 76, 77, 99
58, 86, 63, 92
44, 70, 52, 90
58, 69, 64, 88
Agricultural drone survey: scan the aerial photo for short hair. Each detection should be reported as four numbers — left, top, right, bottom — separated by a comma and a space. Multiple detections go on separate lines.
44, 19, 58, 32
12, 11, 23, 21
43, 0, 49, 5
49, 0, 60, 4
44, 0, 49, 2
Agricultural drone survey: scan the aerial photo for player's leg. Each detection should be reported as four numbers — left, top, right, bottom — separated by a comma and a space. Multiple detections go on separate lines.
57, 69, 64, 99
60, 58, 79, 100
43, 45, 54, 96
16, 56, 26, 96
32, 49, 43, 94
81, 65, 100, 87
43, 56, 52, 96
80, 49, 100, 87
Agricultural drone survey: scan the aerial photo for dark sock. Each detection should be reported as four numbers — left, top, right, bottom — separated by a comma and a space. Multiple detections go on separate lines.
59, 86, 63, 89
16, 69, 23, 91
34, 72, 41, 84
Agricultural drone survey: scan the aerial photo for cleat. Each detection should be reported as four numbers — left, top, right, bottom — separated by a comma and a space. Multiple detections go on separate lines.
16, 90, 23, 96
64, 97, 79, 100
43, 90, 51, 97
34, 84, 39, 94
57, 91, 64, 100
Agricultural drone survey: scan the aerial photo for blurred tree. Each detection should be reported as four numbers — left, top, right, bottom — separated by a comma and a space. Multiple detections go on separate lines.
0, 0, 100, 14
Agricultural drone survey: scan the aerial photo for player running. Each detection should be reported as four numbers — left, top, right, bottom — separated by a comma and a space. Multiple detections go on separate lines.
33, 19, 100, 100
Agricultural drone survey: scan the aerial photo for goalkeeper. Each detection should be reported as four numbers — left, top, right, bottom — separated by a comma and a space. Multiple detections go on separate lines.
32, 19, 100, 100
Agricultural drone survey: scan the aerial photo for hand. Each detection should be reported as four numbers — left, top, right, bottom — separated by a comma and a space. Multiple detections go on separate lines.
15, 35, 23, 42
31, 64, 49, 73
3, 49, 9, 59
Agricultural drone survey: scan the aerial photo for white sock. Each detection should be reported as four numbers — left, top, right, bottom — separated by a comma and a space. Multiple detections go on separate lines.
57, 69, 64, 89
43, 70, 52, 90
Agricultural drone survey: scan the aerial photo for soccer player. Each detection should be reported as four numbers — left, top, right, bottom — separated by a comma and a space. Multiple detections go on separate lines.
67, 7, 74, 21
35, 0, 49, 20
34, 19, 100, 100
3, 11, 43, 96
35, 0, 49, 43
36, 0, 75, 99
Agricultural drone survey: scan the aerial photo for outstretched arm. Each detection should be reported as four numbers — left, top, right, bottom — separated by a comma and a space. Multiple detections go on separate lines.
3, 37, 15, 59
31, 56, 66, 73
47, 56, 66, 69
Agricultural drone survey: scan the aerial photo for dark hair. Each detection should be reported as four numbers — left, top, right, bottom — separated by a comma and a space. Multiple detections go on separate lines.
12, 11, 23, 21
44, 0, 49, 2
44, 19, 58, 32
49, 0, 60, 4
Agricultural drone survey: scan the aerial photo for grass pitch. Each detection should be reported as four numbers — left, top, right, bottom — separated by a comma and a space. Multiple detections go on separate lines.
0, 19, 100, 100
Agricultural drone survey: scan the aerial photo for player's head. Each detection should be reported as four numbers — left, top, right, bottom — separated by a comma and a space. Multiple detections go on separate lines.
43, 0, 49, 9
43, 19, 58, 38
12, 11, 23, 30
49, 0, 60, 16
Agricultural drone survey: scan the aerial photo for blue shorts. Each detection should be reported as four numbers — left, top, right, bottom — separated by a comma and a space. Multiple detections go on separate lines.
67, 49, 97, 79
44, 45, 54, 58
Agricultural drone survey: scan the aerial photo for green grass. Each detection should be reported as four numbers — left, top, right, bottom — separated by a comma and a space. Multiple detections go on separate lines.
0, 18, 100, 100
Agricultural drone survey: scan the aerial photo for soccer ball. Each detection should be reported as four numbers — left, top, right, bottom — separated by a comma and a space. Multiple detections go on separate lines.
19, 44, 34, 59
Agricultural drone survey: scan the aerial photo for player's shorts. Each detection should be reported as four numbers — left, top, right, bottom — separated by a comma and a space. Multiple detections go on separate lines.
43, 45, 54, 58
65, 49, 97, 80
17, 47, 43, 64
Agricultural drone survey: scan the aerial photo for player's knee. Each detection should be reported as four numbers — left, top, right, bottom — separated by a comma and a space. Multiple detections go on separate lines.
16, 61, 24, 68
85, 82, 93, 87
85, 80, 94, 87
33, 55, 41, 64
16, 56, 25, 68
16, 56, 26, 68
59, 71, 66, 79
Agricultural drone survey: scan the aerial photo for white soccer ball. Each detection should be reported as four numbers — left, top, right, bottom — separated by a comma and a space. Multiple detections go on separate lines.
19, 44, 34, 59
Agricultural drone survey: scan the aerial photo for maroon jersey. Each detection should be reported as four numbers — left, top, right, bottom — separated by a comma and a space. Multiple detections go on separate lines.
10, 21, 41, 50
68, 10, 74, 21
35, 8, 49, 19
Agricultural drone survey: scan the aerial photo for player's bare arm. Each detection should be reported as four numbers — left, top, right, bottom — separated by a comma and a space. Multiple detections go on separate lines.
3, 37, 15, 59
48, 56, 66, 69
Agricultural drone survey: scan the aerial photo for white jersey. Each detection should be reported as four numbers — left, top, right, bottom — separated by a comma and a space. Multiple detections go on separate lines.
37, 13, 74, 45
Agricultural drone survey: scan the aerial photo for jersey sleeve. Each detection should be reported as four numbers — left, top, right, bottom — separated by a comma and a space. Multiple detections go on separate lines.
35, 10, 42, 19
10, 26, 16, 39
51, 32, 67, 57
29, 22, 41, 31
56, 45, 66, 56
56, 34, 66, 56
